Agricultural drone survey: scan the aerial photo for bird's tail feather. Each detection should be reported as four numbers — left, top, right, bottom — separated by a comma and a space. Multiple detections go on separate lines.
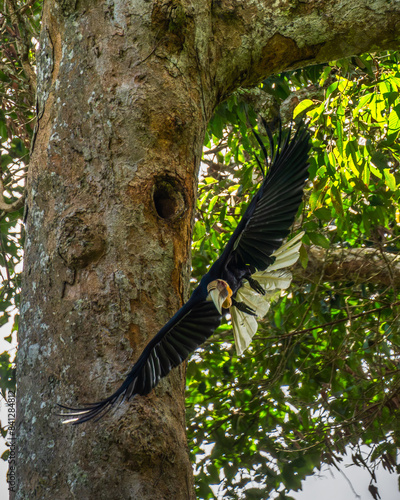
58, 371, 136, 424
231, 232, 304, 355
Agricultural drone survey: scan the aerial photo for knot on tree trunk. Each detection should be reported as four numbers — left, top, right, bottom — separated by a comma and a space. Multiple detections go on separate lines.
57, 212, 107, 269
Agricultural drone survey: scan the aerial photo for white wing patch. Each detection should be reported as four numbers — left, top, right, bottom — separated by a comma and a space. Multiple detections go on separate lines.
231, 231, 304, 355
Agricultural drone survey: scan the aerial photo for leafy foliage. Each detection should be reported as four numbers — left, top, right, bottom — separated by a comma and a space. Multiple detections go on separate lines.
187, 52, 400, 499
1, 1, 400, 496
0, 0, 40, 440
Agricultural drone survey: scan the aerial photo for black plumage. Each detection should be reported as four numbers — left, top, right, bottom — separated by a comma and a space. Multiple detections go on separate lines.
60, 121, 311, 424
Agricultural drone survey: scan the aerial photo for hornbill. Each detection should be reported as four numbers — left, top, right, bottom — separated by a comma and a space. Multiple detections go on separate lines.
60, 121, 311, 424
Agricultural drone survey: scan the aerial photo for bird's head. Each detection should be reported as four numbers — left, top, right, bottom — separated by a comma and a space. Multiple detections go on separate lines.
207, 279, 233, 314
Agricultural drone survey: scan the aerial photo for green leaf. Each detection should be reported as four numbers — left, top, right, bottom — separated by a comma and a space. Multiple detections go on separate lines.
245, 488, 267, 499
314, 207, 332, 221
307, 232, 330, 249
299, 244, 308, 269
193, 221, 206, 241
319, 66, 332, 86
330, 185, 344, 217
293, 99, 314, 118
326, 81, 338, 99
383, 168, 396, 190
353, 93, 373, 115
388, 105, 400, 131
0, 121, 7, 141
335, 119, 343, 155
369, 94, 386, 123
370, 151, 389, 170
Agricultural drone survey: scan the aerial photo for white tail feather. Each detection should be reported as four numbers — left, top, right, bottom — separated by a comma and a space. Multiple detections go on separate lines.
231, 232, 304, 355
231, 306, 258, 356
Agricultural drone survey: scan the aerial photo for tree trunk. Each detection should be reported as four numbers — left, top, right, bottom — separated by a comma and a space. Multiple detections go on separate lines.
14, 0, 400, 498
15, 1, 210, 498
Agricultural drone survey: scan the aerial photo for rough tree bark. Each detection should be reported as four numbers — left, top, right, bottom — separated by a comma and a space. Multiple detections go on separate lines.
14, 0, 400, 498
297, 246, 400, 288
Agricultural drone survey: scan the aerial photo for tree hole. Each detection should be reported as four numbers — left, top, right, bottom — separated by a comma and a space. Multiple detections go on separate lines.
153, 178, 185, 220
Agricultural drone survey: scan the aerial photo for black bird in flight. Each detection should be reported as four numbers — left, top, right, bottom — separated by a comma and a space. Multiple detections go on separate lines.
60, 121, 311, 424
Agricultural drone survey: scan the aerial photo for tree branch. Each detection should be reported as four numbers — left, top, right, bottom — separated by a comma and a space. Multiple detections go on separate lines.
295, 245, 400, 288
6, 0, 37, 94
0, 177, 25, 213
203, 0, 400, 100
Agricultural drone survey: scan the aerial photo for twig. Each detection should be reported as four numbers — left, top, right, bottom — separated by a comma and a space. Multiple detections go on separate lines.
0, 233, 11, 286
5, 0, 37, 93
15, 0, 36, 16
0, 177, 25, 212
275, 300, 400, 340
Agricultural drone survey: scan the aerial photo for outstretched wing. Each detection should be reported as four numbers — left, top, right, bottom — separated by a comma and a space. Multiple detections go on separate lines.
60, 299, 221, 424
220, 122, 310, 355
231, 232, 304, 355
221, 122, 310, 273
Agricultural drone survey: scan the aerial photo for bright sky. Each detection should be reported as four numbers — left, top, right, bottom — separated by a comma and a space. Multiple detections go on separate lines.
293, 454, 399, 500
